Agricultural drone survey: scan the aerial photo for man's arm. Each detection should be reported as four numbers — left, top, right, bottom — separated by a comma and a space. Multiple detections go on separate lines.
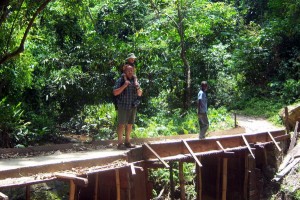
137, 87, 143, 96
113, 80, 130, 96
197, 99, 201, 114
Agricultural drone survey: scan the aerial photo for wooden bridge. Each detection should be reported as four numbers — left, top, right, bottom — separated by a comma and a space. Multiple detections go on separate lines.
0, 129, 290, 200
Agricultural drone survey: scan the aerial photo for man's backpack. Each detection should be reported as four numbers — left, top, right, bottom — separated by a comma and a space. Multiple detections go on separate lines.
113, 95, 119, 110
113, 77, 125, 110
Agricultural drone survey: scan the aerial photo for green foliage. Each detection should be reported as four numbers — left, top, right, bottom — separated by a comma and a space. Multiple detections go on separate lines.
133, 90, 234, 138
208, 107, 234, 132
63, 103, 117, 141
0, 0, 300, 148
0, 98, 25, 147
149, 162, 197, 199
0, 97, 58, 147
235, 98, 284, 126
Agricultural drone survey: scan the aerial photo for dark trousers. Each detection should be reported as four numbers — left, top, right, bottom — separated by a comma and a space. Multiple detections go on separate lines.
198, 113, 209, 139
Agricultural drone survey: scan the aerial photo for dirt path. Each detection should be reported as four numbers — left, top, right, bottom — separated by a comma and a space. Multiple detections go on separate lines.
236, 115, 284, 133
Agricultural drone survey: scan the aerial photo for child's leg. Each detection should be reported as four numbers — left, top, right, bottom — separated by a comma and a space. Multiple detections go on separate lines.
133, 75, 139, 87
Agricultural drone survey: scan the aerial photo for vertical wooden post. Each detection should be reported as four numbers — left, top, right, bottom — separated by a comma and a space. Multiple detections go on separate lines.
244, 154, 249, 200
285, 106, 289, 133
94, 173, 99, 200
116, 169, 121, 200
222, 158, 228, 200
127, 173, 131, 200
144, 165, 152, 200
196, 158, 202, 200
234, 113, 237, 128
69, 180, 76, 200
263, 148, 268, 166
179, 161, 186, 200
26, 185, 30, 200
216, 157, 221, 200
170, 162, 174, 200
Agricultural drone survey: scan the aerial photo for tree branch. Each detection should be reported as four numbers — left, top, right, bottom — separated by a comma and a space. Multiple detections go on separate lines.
0, 0, 53, 66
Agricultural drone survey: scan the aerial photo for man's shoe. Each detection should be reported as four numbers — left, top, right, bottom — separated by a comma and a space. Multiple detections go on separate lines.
125, 142, 136, 148
117, 143, 127, 150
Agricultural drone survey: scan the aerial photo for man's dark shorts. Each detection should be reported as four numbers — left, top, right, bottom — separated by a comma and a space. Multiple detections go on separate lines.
118, 107, 137, 124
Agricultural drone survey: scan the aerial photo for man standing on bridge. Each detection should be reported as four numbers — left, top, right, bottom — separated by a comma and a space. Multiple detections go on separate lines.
198, 81, 209, 139
113, 65, 143, 150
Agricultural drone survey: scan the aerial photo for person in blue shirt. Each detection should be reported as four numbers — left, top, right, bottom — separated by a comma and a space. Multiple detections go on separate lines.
197, 81, 209, 139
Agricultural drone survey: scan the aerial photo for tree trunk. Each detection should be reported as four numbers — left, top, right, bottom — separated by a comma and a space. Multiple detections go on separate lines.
177, 0, 191, 111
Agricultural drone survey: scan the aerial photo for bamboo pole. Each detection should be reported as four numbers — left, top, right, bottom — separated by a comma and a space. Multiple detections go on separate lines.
268, 132, 282, 151
199, 164, 202, 200
222, 158, 228, 200
130, 163, 136, 175
115, 169, 121, 200
216, 157, 221, 200
0, 192, 8, 200
94, 173, 99, 200
144, 143, 170, 168
69, 180, 76, 200
242, 135, 255, 159
183, 140, 202, 167
179, 161, 186, 200
144, 164, 152, 200
127, 173, 131, 200
244, 154, 249, 200
170, 162, 174, 200
196, 158, 202, 200
26, 185, 30, 200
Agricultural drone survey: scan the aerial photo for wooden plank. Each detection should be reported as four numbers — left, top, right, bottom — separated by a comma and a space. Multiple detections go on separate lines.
288, 121, 299, 152
115, 169, 121, 200
0, 192, 9, 200
183, 140, 202, 167
179, 161, 186, 200
242, 135, 255, 159
222, 158, 228, 200
274, 157, 300, 181
144, 143, 170, 168
268, 132, 282, 151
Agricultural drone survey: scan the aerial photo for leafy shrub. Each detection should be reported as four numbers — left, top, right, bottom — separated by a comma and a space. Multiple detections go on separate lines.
208, 106, 235, 132
235, 98, 283, 119
63, 103, 118, 141
282, 79, 300, 104
149, 162, 197, 199
0, 98, 29, 147
132, 106, 234, 139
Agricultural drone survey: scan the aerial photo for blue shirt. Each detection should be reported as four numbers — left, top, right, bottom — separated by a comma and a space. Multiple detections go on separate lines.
198, 90, 207, 113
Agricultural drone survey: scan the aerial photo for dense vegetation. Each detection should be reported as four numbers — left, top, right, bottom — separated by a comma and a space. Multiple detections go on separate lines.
0, 0, 299, 148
